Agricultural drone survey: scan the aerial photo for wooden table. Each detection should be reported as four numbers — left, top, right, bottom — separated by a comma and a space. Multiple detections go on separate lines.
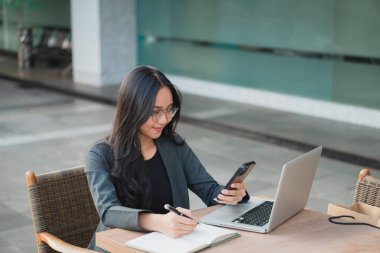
96, 205, 380, 253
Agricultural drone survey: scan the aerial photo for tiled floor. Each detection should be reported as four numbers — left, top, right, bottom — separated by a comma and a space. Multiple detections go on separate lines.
1, 55, 380, 252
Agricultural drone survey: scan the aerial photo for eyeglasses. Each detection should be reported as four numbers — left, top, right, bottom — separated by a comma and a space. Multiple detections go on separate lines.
151, 106, 179, 122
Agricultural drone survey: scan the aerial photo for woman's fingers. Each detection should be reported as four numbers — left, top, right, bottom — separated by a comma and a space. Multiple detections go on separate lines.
216, 193, 240, 204
163, 207, 198, 238
216, 183, 247, 205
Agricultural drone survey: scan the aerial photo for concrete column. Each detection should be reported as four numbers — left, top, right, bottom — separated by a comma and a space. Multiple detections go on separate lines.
71, 0, 136, 86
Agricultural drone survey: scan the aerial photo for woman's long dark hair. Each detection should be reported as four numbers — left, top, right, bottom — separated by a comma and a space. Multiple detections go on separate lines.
107, 66, 182, 209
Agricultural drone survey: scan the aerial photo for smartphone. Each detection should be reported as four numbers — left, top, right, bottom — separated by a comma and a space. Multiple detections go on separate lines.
215, 161, 255, 201
223, 161, 256, 190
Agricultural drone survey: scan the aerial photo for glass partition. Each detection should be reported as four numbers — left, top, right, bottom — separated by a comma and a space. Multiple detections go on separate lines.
0, 0, 70, 52
138, 0, 380, 110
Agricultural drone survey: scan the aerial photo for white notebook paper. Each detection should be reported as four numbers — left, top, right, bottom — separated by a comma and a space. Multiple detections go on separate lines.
125, 223, 240, 253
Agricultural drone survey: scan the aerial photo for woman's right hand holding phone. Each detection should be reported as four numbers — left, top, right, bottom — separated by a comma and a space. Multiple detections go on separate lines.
215, 182, 248, 205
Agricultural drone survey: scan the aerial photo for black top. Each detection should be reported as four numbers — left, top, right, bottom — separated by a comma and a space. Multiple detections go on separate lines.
144, 150, 173, 214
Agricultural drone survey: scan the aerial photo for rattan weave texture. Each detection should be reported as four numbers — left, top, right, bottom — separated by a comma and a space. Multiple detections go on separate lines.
28, 166, 99, 253
353, 174, 380, 208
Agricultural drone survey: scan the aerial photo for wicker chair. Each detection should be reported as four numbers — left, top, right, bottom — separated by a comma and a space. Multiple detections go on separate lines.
353, 168, 380, 208
25, 165, 99, 253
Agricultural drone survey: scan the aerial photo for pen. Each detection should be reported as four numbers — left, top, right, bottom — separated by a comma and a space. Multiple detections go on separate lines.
164, 204, 197, 222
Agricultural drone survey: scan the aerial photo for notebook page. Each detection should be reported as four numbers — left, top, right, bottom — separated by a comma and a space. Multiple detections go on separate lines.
125, 232, 206, 253
182, 223, 238, 245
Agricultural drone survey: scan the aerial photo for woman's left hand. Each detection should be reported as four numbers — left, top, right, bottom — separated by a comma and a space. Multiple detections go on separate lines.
215, 182, 247, 205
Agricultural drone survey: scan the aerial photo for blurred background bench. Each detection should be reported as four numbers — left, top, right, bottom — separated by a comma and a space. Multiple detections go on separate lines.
33, 26, 72, 72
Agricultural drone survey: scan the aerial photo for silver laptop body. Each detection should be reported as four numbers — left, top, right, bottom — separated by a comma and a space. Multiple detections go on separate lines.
201, 146, 322, 233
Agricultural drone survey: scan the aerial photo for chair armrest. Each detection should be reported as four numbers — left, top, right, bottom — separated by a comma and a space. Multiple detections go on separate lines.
38, 232, 98, 253
358, 168, 370, 182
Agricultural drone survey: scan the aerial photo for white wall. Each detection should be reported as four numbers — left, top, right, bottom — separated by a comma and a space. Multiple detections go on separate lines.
71, 0, 136, 86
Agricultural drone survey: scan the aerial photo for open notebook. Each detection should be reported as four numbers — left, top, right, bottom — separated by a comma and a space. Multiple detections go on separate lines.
125, 223, 240, 253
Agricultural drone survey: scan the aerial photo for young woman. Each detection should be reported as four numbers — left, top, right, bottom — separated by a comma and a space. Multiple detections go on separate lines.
85, 65, 249, 250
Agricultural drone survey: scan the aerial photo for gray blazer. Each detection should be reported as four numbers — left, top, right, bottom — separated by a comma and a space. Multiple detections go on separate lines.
85, 134, 246, 251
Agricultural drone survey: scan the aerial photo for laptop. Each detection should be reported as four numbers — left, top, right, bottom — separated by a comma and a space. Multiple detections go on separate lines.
201, 146, 322, 233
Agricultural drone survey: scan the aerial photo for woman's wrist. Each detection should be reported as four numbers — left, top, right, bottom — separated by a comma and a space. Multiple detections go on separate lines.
139, 213, 163, 232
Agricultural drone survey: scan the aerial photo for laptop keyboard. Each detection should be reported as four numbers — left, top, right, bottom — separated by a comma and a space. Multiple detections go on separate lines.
232, 201, 273, 226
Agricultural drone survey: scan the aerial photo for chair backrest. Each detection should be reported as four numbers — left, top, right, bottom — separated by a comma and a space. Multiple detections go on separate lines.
353, 168, 380, 208
26, 165, 99, 253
